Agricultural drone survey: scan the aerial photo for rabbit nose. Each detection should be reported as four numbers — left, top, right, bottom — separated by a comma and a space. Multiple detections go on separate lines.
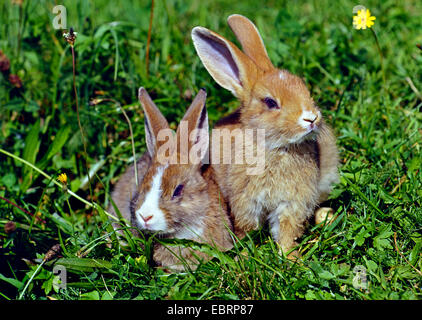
142, 215, 153, 223
303, 114, 317, 123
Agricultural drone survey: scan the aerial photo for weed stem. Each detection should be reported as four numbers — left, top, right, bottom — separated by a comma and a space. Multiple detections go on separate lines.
370, 28, 386, 88
145, 0, 155, 78
18, 260, 45, 300
70, 42, 94, 203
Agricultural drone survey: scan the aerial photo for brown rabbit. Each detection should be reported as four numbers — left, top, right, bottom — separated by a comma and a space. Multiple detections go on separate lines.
191, 14, 339, 256
109, 88, 233, 271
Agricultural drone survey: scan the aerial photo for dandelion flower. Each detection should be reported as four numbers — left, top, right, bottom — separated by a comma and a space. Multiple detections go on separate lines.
353, 8, 376, 30
57, 173, 68, 185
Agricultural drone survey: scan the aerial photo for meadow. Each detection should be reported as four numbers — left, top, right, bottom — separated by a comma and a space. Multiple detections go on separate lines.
0, 0, 421, 300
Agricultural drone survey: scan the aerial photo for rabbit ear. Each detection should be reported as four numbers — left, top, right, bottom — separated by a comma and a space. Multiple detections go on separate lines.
138, 87, 172, 158
227, 14, 274, 72
192, 27, 258, 97
176, 88, 209, 164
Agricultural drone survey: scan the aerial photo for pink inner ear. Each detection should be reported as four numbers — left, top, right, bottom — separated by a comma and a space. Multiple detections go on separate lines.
194, 30, 240, 84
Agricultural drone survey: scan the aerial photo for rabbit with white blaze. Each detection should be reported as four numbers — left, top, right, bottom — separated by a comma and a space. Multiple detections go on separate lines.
109, 88, 233, 271
191, 14, 339, 257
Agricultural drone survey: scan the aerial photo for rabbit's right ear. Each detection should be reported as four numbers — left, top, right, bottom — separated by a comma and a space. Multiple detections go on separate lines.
227, 14, 274, 72
191, 27, 258, 97
138, 87, 172, 158
176, 88, 209, 165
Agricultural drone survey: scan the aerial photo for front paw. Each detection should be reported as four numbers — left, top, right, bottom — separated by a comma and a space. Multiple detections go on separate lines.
278, 243, 302, 262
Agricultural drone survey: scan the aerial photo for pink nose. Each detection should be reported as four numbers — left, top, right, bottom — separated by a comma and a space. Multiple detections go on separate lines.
142, 215, 153, 223
303, 115, 317, 123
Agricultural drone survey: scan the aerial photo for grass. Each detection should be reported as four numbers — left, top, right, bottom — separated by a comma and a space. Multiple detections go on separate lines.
0, 0, 421, 300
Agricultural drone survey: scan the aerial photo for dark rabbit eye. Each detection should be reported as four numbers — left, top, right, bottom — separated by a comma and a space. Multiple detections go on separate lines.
263, 97, 279, 109
172, 184, 184, 198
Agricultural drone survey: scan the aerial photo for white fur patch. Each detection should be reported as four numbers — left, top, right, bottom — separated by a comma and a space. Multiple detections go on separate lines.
175, 223, 204, 240
279, 71, 286, 80
135, 165, 168, 231
319, 169, 339, 195
299, 109, 317, 129
267, 202, 288, 240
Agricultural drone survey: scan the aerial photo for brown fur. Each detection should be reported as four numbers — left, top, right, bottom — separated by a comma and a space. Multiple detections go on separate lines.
109, 88, 233, 272
150, 164, 232, 271
192, 15, 339, 255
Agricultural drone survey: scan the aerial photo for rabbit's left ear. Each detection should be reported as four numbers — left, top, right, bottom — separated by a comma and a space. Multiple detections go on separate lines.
227, 14, 274, 72
177, 89, 209, 164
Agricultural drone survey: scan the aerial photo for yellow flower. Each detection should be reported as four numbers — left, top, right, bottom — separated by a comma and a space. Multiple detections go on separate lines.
353, 8, 376, 30
57, 173, 68, 184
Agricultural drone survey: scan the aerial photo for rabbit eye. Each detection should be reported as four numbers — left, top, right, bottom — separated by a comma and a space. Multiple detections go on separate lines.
262, 97, 279, 109
172, 184, 184, 198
